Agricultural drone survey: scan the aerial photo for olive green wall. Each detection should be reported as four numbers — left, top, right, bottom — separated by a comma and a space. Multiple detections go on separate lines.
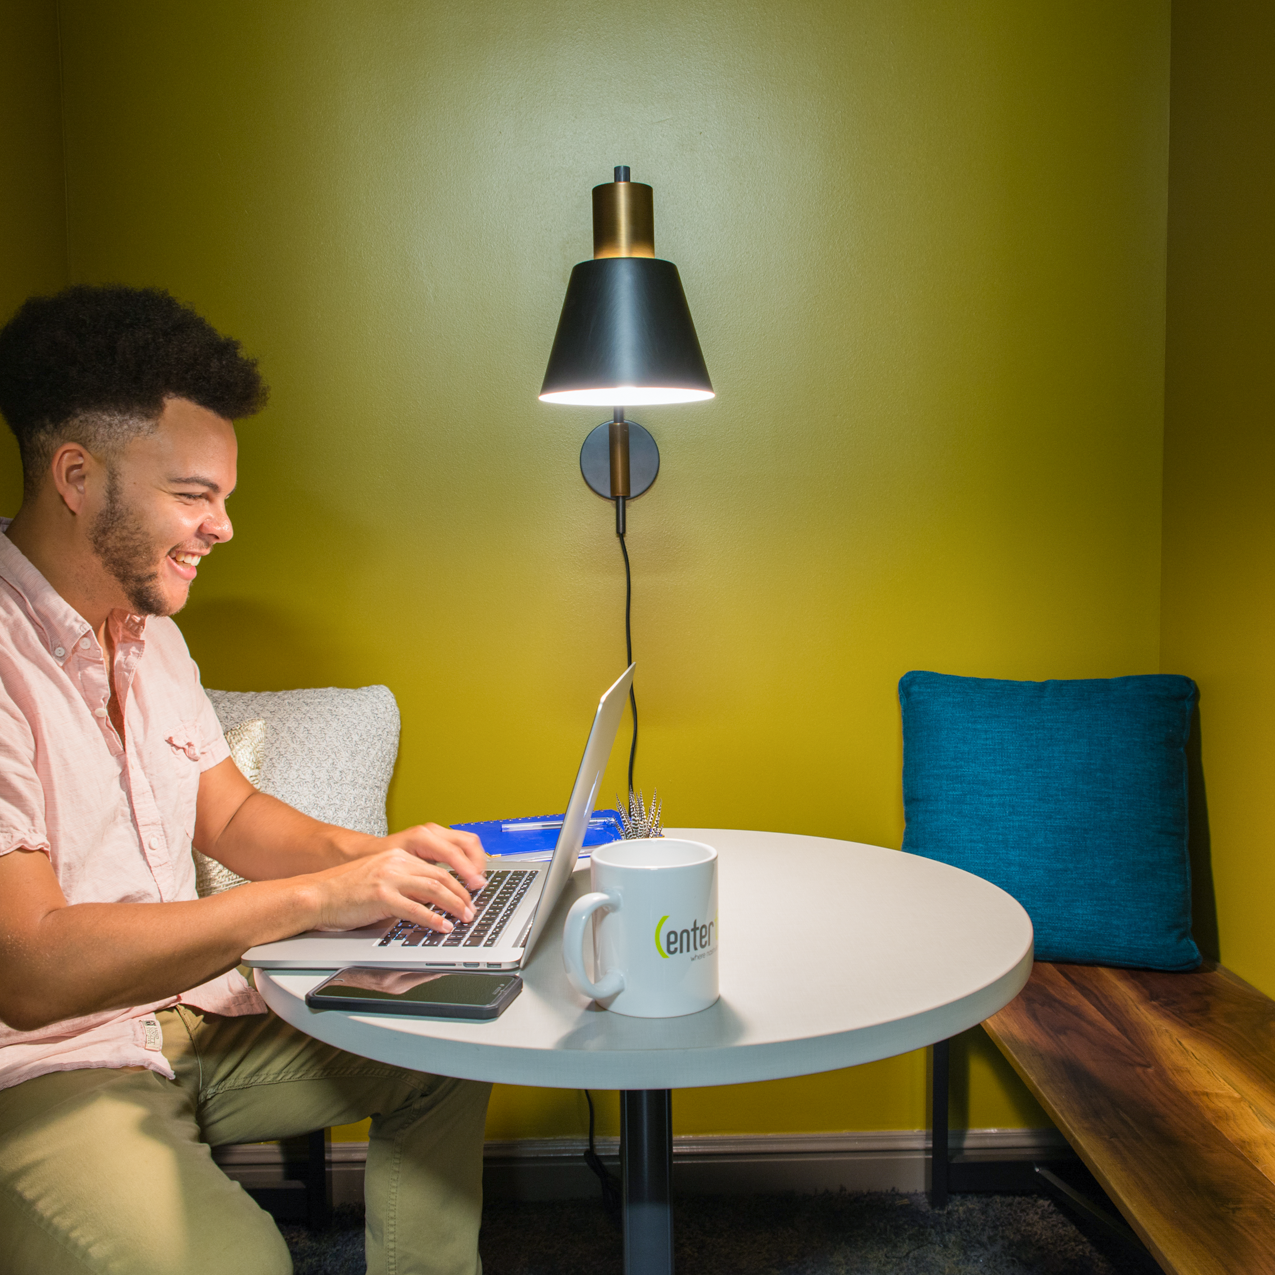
0, 0, 66, 513
1162, 2, 1275, 996
7, 0, 1175, 1140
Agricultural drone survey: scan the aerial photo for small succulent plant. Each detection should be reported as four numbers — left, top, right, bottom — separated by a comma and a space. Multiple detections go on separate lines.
613, 789, 663, 839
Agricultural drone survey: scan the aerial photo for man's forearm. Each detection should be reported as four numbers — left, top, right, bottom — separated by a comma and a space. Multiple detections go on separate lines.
0, 823, 484, 1032
0, 763, 490, 1032
0, 873, 322, 1032
192, 756, 487, 893
202, 789, 372, 880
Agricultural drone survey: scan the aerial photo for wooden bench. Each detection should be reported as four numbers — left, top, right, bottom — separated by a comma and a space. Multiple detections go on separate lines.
932, 961, 1275, 1274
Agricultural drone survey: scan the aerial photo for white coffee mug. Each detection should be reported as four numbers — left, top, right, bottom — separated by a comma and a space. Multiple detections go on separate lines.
562, 838, 719, 1018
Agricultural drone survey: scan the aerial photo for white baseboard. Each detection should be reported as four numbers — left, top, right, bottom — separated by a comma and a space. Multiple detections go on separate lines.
214, 1128, 1070, 1205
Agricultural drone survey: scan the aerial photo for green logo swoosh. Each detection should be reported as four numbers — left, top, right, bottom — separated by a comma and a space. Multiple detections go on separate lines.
654, 915, 670, 958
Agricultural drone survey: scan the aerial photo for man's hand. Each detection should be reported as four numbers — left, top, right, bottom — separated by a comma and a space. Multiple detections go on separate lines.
303, 845, 484, 934
378, 823, 487, 891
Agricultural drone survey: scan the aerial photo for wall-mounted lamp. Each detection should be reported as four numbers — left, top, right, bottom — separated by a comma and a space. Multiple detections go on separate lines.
540, 167, 713, 796
540, 166, 713, 536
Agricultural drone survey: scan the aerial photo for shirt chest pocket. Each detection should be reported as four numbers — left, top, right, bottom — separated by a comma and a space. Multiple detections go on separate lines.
163, 721, 205, 841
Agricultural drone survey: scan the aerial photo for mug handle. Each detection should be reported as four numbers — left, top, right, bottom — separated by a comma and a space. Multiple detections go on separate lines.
562, 890, 625, 1001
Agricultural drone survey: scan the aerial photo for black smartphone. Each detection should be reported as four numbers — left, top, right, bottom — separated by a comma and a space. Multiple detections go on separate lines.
305, 968, 522, 1020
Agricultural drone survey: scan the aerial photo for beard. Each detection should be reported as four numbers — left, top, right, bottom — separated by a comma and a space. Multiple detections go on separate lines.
88, 468, 178, 617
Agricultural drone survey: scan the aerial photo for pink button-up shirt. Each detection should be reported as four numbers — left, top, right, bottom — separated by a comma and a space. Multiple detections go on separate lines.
0, 522, 265, 1091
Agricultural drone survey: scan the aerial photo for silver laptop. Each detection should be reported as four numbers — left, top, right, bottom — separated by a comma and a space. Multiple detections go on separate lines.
242, 664, 633, 972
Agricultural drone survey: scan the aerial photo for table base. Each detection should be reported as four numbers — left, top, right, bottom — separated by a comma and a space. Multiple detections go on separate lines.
621, 1090, 674, 1275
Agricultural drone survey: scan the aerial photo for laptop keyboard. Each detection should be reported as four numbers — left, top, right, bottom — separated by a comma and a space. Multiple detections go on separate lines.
377, 868, 536, 950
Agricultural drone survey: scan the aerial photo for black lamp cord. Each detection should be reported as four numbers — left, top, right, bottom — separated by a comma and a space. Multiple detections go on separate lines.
583, 1089, 622, 1213
619, 529, 637, 797
578, 498, 638, 1214
578, 447, 641, 1213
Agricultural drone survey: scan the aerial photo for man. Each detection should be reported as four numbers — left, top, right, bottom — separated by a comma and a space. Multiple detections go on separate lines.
0, 285, 491, 1275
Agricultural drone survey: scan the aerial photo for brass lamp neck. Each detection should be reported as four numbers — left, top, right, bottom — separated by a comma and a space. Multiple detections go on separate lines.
593, 165, 654, 259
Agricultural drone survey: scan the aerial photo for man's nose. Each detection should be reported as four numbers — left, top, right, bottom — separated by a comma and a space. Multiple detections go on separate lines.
204, 505, 233, 543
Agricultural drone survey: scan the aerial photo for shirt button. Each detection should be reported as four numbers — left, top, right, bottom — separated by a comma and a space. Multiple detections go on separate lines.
80, 637, 92, 650
148, 836, 161, 851
53, 647, 65, 658
93, 707, 108, 719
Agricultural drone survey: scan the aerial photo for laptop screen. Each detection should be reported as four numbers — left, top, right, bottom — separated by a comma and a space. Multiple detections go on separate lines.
516, 663, 633, 961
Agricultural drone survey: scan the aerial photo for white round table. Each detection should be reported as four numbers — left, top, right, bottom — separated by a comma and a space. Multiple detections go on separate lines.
258, 829, 1033, 1274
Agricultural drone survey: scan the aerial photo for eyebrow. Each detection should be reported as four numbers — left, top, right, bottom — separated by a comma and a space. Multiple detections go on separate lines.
168, 475, 227, 494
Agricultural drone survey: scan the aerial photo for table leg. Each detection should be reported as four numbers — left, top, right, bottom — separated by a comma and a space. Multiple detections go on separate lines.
930, 1039, 950, 1209
621, 1089, 674, 1275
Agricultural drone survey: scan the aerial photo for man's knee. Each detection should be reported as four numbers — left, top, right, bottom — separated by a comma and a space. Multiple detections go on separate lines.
0, 1178, 292, 1275
372, 1072, 491, 1133
0, 1070, 293, 1275
158, 1198, 294, 1275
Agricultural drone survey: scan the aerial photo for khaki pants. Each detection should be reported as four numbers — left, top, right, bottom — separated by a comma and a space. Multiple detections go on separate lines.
0, 1006, 491, 1275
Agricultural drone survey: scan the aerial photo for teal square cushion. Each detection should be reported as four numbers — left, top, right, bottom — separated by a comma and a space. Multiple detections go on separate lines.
899, 671, 1200, 970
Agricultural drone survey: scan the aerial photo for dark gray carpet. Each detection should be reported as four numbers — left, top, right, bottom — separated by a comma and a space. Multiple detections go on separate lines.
281, 1192, 1151, 1274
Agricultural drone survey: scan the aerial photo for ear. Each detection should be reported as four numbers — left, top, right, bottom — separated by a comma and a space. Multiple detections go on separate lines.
49, 442, 101, 516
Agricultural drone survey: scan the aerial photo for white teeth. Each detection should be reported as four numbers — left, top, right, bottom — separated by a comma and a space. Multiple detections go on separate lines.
173, 553, 201, 566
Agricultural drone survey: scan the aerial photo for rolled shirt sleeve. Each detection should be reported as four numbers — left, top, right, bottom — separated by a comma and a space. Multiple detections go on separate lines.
0, 691, 50, 859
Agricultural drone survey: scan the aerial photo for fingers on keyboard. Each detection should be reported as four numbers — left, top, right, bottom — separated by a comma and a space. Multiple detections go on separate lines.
378, 870, 535, 949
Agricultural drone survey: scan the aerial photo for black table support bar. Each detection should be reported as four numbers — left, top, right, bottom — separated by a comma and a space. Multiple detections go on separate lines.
621, 1089, 674, 1275
930, 1038, 950, 1209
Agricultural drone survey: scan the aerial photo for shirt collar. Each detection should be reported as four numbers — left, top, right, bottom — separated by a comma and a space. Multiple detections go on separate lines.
0, 519, 148, 662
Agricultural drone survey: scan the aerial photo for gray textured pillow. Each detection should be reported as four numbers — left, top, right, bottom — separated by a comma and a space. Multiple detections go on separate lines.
205, 685, 400, 836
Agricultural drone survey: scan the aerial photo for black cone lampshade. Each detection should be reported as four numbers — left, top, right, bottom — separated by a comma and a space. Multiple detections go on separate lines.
540, 166, 712, 406
540, 257, 713, 405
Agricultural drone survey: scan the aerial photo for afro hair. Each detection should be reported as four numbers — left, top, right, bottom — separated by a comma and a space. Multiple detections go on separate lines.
0, 284, 267, 490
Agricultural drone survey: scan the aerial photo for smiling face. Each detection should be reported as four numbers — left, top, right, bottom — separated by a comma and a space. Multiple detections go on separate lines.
86, 397, 237, 617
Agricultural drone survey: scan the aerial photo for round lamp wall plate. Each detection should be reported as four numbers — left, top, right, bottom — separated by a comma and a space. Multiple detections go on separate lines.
580, 420, 660, 500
